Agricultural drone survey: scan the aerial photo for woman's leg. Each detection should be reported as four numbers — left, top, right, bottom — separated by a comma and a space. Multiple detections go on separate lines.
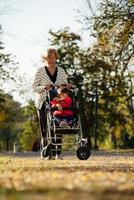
37, 102, 47, 146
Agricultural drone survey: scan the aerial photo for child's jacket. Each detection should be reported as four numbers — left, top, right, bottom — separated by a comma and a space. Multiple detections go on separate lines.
51, 97, 74, 117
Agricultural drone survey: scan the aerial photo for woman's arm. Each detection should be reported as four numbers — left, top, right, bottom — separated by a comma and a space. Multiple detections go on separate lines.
32, 68, 46, 93
56, 68, 68, 86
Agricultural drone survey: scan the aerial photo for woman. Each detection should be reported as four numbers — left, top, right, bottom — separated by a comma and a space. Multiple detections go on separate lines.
32, 48, 70, 159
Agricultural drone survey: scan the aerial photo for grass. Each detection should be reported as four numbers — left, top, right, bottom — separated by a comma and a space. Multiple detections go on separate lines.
0, 150, 134, 200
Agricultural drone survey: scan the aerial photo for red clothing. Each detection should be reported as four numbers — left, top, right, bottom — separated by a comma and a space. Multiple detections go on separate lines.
51, 97, 73, 117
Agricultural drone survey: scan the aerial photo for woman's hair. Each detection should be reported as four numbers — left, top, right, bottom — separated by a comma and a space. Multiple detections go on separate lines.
41, 48, 59, 62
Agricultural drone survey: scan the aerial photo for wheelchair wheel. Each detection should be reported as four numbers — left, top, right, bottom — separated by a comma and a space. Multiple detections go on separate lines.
41, 143, 53, 158
76, 145, 90, 160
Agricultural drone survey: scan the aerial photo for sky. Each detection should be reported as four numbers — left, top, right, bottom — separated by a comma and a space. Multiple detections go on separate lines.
1, 0, 133, 105
1, 0, 95, 75
0, 0, 97, 104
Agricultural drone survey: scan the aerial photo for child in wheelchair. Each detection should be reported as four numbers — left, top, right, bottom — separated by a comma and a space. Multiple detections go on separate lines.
51, 86, 74, 128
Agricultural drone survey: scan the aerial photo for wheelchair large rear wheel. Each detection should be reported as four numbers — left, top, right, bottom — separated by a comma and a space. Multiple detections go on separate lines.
76, 145, 90, 160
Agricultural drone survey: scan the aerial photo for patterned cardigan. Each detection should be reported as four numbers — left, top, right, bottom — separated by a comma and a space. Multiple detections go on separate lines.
32, 66, 68, 109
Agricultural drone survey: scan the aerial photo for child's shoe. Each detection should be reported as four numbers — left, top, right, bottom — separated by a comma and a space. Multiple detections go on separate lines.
60, 121, 70, 128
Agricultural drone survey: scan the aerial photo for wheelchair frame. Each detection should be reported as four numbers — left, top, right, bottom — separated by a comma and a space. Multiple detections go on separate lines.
40, 87, 90, 160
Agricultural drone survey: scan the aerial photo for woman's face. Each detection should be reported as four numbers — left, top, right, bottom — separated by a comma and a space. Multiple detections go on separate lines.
47, 52, 57, 66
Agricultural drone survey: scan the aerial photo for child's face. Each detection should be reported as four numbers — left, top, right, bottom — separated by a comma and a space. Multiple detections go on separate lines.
60, 92, 68, 98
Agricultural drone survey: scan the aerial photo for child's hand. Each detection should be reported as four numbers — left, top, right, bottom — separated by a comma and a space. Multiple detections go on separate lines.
57, 103, 63, 110
54, 97, 60, 101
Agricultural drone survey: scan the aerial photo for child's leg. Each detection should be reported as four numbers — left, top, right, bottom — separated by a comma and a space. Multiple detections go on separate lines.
65, 116, 74, 123
60, 117, 71, 127
61, 117, 68, 123
53, 116, 62, 124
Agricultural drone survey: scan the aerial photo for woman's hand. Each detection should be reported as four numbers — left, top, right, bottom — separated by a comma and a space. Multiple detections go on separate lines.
55, 83, 73, 88
44, 84, 52, 90
55, 83, 62, 88
66, 83, 73, 88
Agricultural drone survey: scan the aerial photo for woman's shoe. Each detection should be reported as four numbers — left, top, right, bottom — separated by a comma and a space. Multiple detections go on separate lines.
55, 154, 63, 160
44, 156, 55, 160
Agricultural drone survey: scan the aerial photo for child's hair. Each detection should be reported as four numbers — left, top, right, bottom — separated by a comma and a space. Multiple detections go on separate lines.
57, 86, 70, 95
60, 87, 69, 94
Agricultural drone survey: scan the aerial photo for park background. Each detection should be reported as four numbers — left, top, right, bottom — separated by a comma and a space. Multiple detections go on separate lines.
0, 0, 134, 152
0, 1, 134, 200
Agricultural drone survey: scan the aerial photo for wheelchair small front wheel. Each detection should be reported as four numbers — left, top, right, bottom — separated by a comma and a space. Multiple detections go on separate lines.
76, 145, 90, 160
41, 143, 53, 158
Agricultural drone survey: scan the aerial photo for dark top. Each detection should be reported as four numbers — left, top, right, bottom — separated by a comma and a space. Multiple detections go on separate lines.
45, 66, 58, 83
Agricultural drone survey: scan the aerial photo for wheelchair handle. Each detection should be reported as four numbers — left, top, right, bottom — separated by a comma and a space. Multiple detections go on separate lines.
50, 84, 74, 89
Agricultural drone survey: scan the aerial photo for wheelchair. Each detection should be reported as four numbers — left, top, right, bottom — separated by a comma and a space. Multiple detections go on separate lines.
40, 86, 90, 160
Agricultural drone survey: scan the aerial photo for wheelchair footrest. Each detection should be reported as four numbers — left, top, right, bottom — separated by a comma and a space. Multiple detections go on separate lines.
51, 128, 79, 134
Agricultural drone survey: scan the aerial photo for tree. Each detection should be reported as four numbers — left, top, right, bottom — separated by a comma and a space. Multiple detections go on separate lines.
0, 90, 21, 151
82, 0, 134, 148
49, 28, 95, 146
19, 100, 39, 151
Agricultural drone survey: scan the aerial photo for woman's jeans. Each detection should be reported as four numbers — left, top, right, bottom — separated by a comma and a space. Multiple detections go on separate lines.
37, 102, 47, 139
37, 88, 57, 138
